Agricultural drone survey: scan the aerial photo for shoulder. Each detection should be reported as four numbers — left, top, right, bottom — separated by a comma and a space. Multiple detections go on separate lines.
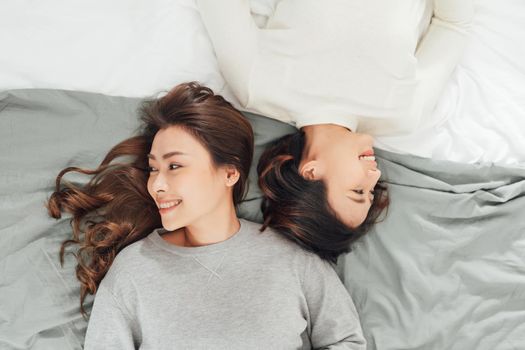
100, 231, 158, 291
242, 219, 300, 251
112, 236, 151, 270
240, 219, 326, 267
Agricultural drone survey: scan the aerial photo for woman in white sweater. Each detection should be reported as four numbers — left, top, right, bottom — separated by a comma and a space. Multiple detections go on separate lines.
198, 0, 473, 260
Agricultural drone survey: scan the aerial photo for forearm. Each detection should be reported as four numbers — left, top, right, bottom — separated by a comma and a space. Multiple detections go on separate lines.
197, 0, 258, 106
413, 0, 474, 128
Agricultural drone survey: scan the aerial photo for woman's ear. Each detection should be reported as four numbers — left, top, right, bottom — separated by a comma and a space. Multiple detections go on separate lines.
224, 165, 240, 187
299, 160, 322, 181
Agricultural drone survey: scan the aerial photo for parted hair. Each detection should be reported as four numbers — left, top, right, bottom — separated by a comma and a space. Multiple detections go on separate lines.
46, 82, 254, 315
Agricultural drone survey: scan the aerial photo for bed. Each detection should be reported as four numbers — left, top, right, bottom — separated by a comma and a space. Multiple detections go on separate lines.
1, 1, 524, 349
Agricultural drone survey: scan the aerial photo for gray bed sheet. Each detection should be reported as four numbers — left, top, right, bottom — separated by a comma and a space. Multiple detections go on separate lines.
337, 149, 525, 350
0, 89, 524, 350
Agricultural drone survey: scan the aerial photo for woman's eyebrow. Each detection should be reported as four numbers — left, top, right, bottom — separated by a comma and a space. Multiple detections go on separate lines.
147, 151, 187, 160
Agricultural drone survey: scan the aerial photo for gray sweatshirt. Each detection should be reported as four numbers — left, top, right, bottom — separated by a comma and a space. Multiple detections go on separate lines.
83, 219, 366, 350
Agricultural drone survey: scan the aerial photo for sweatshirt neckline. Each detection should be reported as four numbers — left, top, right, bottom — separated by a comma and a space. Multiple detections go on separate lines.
148, 218, 250, 256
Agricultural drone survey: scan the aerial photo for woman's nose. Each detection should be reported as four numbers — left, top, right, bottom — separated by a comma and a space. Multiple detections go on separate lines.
368, 168, 381, 186
152, 171, 169, 193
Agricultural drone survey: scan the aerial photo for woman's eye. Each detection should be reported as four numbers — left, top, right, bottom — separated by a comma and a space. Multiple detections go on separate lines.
146, 164, 179, 172
353, 189, 364, 195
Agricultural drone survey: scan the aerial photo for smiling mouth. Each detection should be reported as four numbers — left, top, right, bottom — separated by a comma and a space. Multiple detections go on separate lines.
359, 155, 376, 161
158, 200, 182, 214
358, 150, 378, 168
359, 148, 376, 160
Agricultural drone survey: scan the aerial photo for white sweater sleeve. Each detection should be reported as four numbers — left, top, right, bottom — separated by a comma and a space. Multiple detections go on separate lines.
197, 0, 257, 107
412, 0, 474, 129
357, 0, 474, 135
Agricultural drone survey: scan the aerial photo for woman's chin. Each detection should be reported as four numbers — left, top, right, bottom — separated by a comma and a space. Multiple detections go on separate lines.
161, 220, 183, 232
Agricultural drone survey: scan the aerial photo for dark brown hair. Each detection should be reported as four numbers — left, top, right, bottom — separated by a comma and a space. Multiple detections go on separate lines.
258, 131, 388, 263
46, 82, 254, 315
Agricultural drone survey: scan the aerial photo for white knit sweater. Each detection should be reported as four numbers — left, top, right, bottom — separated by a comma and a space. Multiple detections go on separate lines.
198, 0, 473, 135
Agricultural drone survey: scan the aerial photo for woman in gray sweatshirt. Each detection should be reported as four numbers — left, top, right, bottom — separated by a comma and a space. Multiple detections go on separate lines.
47, 82, 366, 349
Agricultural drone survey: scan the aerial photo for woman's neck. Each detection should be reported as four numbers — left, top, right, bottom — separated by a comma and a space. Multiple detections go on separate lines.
165, 204, 240, 247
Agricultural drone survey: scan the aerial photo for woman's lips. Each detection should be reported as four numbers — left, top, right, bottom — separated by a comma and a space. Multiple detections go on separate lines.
159, 205, 177, 215
158, 201, 182, 215
359, 149, 375, 157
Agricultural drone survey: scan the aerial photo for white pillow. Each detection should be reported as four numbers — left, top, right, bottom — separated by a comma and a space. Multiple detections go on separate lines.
0, 0, 225, 98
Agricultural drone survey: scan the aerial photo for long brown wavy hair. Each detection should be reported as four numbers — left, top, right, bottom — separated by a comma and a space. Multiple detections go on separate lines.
46, 82, 254, 316
258, 130, 389, 263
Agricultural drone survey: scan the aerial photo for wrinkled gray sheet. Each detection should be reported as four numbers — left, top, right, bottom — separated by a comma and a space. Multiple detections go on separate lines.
337, 151, 525, 350
0, 89, 524, 350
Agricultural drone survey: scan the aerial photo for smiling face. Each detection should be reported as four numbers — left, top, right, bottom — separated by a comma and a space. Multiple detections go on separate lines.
300, 128, 381, 228
323, 132, 381, 228
146, 126, 237, 231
